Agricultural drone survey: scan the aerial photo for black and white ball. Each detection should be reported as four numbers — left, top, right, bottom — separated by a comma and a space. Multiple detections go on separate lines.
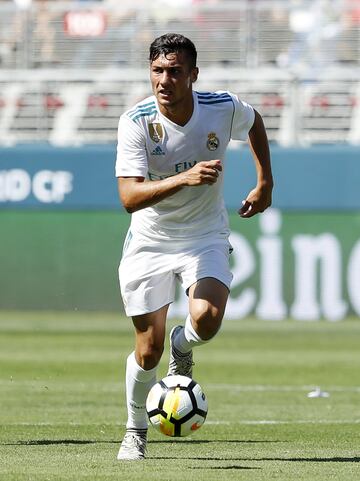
146, 375, 208, 437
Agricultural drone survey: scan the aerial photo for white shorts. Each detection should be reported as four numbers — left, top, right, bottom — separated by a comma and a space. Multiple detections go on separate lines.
118, 232, 233, 317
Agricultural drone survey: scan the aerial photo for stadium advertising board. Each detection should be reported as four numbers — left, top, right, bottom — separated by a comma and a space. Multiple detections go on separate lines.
0, 168, 73, 204
64, 10, 107, 37
0, 209, 359, 321
0, 145, 118, 208
0, 145, 360, 210
0, 145, 359, 320
170, 209, 360, 321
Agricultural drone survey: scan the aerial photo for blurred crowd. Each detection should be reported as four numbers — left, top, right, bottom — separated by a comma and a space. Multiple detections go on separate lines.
0, 0, 359, 70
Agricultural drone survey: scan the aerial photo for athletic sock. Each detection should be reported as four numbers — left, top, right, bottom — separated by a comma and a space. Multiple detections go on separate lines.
125, 351, 157, 430
173, 314, 208, 354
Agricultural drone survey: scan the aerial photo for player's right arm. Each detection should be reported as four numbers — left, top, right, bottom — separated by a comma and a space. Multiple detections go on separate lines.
116, 113, 221, 213
118, 159, 222, 213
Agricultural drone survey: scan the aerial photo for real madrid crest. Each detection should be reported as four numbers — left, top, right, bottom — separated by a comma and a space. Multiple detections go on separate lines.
206, 132, 219, 151
148, 123, 164, 143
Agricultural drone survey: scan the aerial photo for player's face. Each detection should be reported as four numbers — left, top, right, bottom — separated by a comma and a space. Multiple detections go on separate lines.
150, 51, 198, 109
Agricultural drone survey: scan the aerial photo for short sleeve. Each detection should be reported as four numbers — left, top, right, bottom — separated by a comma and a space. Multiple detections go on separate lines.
229, 93, 255, 141
115, 114, 148, 177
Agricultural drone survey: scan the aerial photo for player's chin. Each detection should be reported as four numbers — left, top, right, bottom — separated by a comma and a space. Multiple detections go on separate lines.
157, 96, 173, 106
156, 92, 175, 103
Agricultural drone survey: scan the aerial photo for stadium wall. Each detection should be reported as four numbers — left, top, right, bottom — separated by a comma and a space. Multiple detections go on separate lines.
1, 145, 359, 321
0, 144, 359, 210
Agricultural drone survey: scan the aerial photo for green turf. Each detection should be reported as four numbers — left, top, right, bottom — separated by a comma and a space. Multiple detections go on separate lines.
0, 311, 359, 481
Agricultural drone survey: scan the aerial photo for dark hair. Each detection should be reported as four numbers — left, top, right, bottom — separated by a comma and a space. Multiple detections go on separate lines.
149, 33, 197, 69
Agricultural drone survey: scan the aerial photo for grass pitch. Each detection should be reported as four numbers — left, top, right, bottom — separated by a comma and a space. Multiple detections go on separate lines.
0, 311, 359, 481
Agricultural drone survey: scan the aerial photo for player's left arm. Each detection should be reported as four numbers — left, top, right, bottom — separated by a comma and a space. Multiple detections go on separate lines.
239, 109, 273, 218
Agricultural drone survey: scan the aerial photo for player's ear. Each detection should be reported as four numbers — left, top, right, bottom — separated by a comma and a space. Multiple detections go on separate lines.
191, 67, 199, 84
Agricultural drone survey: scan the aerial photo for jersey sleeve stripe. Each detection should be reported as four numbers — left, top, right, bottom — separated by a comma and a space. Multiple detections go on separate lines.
128, 105, 156, 119
198, 98, 233, 105
129, 105, 157, 118
130, 108, 158, 122
197, 92, 231, 99
129, 107, 157, 119
196, 92, 230, 99
127, 101, 156, 116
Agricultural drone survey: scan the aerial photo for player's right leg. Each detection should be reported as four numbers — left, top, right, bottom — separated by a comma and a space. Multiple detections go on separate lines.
118, 233, 178, 459
118, 304, 169, 461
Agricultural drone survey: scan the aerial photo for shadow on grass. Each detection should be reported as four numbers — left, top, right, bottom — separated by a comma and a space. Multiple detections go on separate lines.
258, 457, 360, 463
153, 456, 360, 463
4, 441, 359, 465
190, 465, 260, 470
181, 456, 360, 470
3, 440, 118, 445
149, 439, 285, 444
3, 439, 283, 446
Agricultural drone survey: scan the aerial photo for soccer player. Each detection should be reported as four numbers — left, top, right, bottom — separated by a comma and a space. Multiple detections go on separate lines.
116, 33, 273, 460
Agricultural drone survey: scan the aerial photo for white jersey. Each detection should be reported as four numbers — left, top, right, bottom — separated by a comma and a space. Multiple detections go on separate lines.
115, 90, 255, 242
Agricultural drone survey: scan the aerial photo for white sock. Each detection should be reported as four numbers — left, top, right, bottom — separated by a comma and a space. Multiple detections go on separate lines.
125, 351, 157, 430
173, 314, 208, 354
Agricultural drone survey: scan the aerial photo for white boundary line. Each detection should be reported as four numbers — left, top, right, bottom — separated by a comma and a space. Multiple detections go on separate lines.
0, 380, 359, 393
206, 420, 360, 425
205, 384, 360, 393
3, 419, 360, 426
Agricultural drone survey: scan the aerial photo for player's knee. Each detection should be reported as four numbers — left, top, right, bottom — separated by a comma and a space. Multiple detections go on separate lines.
137, 343, 164, 370
190, 302, 223, 341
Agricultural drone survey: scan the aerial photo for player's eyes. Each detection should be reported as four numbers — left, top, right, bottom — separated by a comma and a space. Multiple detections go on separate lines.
151, 67, 182, 75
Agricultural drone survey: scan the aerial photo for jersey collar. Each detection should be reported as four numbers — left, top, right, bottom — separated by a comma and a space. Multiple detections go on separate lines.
155, 91, 199, 132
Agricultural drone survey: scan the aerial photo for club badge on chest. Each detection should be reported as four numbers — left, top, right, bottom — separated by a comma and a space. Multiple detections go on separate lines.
207, 132, 219, 151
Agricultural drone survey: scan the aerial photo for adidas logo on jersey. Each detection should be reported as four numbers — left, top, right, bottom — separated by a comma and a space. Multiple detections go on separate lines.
151, 146, 165, 156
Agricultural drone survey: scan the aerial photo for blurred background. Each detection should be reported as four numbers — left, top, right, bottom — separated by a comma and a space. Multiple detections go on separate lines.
0, 0, 359, 321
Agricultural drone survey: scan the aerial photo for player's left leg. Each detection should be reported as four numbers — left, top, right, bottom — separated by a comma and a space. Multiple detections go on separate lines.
168, 277, 229, 376
168, 240, 232, 377
188, 277, 229, 340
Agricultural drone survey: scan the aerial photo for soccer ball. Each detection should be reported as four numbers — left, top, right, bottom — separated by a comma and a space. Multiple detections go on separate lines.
146, 375, 208, 437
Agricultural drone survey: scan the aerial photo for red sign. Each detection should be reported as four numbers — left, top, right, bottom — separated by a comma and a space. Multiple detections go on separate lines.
64, 11, 107, 37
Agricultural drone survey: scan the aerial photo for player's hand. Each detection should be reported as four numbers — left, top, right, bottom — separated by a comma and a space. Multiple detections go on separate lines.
238, 182, 273, 218
182, 160, 222, 186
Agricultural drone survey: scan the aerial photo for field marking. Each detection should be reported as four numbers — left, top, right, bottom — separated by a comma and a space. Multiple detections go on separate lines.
0, 380, 359, 393
3, 419, 360, 427
205, 384, 360, 393
206, 419, 360, 425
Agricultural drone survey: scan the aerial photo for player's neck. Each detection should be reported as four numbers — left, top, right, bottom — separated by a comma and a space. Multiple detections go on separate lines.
158, 94, 194, 127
